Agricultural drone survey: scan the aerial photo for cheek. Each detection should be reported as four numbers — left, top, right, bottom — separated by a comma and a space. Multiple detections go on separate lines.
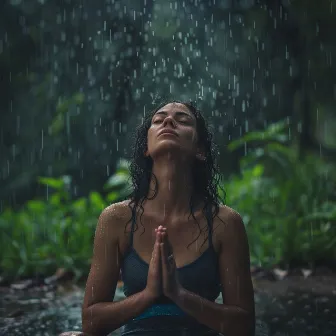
146, 129, 154, 149
191, 131, 198, 144
186, 129, 198, 146
180, 131, 198, 153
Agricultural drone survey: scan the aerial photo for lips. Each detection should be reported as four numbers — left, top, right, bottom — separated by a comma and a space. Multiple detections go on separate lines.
158, 128, 178, 137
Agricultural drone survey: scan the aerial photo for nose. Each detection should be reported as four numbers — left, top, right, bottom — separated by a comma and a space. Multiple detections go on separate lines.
162, 115, 176, 128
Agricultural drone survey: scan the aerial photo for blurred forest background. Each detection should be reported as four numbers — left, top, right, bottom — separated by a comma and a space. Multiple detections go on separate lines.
1, 0, 336, 283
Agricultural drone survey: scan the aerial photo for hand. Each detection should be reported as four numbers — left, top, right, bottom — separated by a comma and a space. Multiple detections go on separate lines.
159, 227, 182, 301
144, 226, 163, 300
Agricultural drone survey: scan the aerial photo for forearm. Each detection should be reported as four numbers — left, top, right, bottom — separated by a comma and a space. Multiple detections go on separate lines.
172, 288, 255, 336
82, 289, 155, 336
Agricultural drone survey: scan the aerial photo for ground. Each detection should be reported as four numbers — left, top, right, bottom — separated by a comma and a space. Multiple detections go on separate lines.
1, 272, 336, 336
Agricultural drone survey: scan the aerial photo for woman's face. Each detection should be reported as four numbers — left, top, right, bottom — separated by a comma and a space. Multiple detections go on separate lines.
146, 102, 200, 160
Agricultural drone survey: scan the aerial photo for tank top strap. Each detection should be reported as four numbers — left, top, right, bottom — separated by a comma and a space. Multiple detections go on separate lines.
129, 206, 137, 247
205, 204, 213, 248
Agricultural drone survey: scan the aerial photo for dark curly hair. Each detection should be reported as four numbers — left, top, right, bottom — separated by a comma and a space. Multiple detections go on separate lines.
126, 100, 225, 249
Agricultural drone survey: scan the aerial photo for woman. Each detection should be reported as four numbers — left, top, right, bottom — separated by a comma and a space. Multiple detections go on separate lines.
61, 101, 255, 336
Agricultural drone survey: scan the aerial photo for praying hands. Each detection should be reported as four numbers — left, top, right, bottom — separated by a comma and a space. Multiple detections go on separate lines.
156, 226, 182, 300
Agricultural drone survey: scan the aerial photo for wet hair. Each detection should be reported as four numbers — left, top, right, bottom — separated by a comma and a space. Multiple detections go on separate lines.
126, 100, 225, 248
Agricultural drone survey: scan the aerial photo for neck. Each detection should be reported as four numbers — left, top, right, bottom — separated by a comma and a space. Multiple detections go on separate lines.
144, 152, 194, 219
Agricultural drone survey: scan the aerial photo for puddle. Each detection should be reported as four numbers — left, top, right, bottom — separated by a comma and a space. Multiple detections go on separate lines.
0, 282, 335, 335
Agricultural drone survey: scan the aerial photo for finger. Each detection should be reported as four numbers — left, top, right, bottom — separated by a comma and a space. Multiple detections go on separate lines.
161, 230, 169, 241
152, 239, 158, 257
160, 230, 166, 239
152, 241, 161, 269
157, 229, 166, 237
155, 227, 166, 235
160, 243, 168, 273
155, 229, 163, 245
153, 231, 162, 258
160, 233, 170, 257
161, 231, 173, 256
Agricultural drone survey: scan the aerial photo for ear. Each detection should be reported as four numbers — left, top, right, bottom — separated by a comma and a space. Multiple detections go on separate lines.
144, 150, 149, 157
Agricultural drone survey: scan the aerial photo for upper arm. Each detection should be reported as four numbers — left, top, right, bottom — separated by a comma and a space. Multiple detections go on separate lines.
82, 205, 123, 311
217, 208, 255, 315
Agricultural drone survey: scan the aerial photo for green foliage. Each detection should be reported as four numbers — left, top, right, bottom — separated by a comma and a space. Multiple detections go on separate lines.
227, 120, 336, 267
1, 129, 335, 281
104, 159, 132, 202
0, 160, 130, 282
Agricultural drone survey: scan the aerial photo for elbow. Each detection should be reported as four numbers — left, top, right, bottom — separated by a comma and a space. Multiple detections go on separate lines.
228, 308, 255, 336
82, 306, 118, 336
82, 307, 103, 336
246, 308, 256, 336
240, 309, 255, 336
81, 308, 94, 335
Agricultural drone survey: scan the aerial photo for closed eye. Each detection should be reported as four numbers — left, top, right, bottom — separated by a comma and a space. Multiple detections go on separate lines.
179, 119, 189, 124
152, 119, 163, 124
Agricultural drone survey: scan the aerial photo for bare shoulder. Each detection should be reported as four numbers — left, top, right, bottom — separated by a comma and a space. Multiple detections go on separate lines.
100, 199, 132, 221
95, 200, 132, 239
217, 205, 244, 224
214, 205, 247, 245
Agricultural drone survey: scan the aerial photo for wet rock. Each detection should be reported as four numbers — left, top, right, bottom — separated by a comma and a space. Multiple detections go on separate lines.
0, 276, 10, 287
7, 309, 24, 318
314, 266, 335, 275
251, 267, 277, 281
272, 268, 288, 281
45, 268, 74, 285
10, 277, 45, 290
11, 279, 35, 290
301, 268, 313, 278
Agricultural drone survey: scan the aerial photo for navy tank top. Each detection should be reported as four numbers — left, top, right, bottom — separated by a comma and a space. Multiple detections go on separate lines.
120, 205, 221, 322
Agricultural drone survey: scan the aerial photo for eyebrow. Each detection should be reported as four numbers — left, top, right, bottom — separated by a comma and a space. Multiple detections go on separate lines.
154, 111, 193, 118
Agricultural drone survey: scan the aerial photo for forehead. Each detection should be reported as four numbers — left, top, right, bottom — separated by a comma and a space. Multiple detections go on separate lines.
155, 103, 193, 116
